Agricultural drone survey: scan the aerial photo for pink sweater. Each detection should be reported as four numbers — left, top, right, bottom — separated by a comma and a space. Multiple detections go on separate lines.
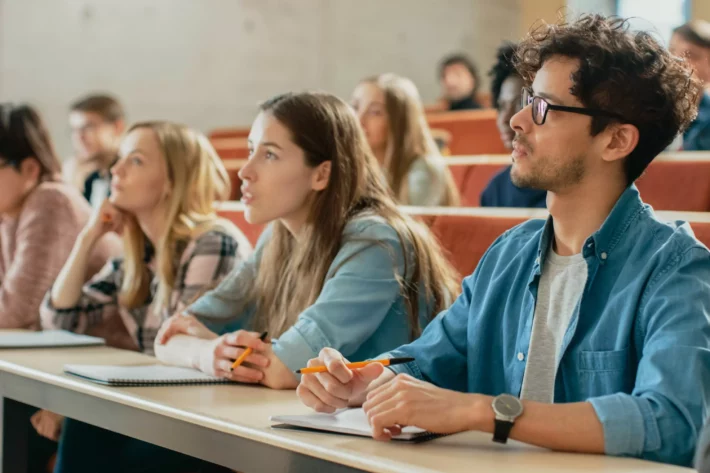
0, 181, 121, 329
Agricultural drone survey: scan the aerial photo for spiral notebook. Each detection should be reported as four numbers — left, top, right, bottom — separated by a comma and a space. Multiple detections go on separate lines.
64, 364, 231, 387
270, 408, 443, 442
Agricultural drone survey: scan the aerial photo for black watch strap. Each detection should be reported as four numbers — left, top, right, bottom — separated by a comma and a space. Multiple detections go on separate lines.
493, 419, 514, 444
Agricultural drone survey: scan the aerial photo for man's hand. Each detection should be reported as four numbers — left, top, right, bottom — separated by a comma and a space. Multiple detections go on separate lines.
297, 348, 394, 412
363, 373, 489, 441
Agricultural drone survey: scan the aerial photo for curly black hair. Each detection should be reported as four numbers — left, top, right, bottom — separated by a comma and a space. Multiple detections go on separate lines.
488, 42, 518, 109
439, 53, 480, 95
515, 14, 701, 184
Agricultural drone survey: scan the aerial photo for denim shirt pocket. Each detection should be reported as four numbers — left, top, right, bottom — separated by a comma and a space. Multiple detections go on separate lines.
577, 348, 633, 396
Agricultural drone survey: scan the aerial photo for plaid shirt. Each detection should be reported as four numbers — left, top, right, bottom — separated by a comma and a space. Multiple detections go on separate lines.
40, 230, 247, 354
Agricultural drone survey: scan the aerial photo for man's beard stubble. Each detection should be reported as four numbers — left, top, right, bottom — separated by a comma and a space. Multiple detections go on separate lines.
510, 137, 586, 191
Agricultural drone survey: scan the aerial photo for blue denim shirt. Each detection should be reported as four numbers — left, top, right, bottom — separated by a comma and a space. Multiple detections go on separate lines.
187, 215, 435, 374
387, 186, 710, 466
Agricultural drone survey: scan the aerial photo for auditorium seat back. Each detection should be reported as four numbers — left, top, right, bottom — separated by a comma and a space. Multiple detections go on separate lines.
217, 203, 710, 283
426, 109, 507, 155
635, 156, 710, 211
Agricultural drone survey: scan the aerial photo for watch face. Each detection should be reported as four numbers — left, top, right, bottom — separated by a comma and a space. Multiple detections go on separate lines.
493, 394, 523, 418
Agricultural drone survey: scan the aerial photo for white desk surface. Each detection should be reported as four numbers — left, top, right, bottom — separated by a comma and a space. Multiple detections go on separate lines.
0, 343, 691, 473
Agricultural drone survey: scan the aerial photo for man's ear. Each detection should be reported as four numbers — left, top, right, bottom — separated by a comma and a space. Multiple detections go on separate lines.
312, 160, 331, 191
601, 123, 639, 164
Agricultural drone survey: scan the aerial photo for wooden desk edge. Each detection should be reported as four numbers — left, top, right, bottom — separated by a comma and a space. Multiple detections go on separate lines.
0, 358, 430, 473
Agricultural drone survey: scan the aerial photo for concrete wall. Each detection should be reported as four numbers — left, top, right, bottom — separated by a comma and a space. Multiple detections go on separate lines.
519, 0, 565, 36
694, 0, 710, 20
566, 0, 614, 17
0, 0, 520, 157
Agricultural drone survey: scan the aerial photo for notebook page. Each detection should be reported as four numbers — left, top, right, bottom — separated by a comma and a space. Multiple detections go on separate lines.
270, 408, 427, 440
0, 330, 104, 348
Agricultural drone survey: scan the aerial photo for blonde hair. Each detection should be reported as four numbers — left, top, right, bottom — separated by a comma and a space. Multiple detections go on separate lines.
118, 121, 240, 311
248, 93, 460, 339
362, 74, 460, 206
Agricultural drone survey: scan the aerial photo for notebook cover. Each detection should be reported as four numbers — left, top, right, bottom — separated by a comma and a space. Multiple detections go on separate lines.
270, 408, 445, 442
63, 364, 232, 387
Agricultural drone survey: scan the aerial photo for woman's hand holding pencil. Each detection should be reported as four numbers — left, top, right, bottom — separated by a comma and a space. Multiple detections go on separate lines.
203, 330, 271, 383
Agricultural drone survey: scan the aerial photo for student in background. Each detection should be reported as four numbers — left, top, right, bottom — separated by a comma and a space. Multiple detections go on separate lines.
0, 104, 120, 473
670, 21, 710, 150
66, 94, 125, 207
351, 74, 460, 206
480, 42, 547, 207
38, 122, 251, 473
439, 53, 483, 111
0, 104, 120, 329
155, 91, 460, 390
297, 15, 710, 467
671, 20, 710, 88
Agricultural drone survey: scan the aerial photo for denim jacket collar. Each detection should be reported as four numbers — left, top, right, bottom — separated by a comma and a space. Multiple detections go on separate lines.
533, 185, 645, 275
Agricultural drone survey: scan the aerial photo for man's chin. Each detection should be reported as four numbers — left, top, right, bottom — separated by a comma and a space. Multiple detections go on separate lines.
510, 169, 544, 191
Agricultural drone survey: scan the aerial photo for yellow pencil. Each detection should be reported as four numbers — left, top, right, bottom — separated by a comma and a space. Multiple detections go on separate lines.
229, 331, 268, 371
296, 357, 414, 374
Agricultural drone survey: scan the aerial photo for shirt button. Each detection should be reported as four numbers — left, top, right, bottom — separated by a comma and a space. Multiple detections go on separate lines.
517, 352, 525, 361
535, 257, 540, 264
587, 243, 593, 248
601, 252, 608, 260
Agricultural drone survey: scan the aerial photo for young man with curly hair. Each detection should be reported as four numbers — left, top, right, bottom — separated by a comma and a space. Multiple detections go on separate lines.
296, 15, 709, 467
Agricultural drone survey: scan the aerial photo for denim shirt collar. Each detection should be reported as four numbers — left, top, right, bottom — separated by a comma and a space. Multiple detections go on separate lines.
533, 185, 645, 275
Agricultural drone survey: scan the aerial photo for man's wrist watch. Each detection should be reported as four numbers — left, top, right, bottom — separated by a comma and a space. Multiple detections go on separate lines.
491, 394, 524, 444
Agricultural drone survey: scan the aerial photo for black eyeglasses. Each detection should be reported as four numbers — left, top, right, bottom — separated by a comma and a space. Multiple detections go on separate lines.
522, 88, 627, 125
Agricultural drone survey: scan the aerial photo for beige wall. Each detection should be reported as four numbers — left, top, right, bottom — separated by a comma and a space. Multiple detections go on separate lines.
519, 0, 565, 36
694, 0, 710, 21
0, 0, 521, 158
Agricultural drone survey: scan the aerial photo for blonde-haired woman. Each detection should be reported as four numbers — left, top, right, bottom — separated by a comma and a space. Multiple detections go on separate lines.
351, 73, 460, 206
38, 122, 251, 473
154, 91, 460, 392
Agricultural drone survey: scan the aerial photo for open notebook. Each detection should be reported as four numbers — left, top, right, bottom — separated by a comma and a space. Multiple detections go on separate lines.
64, 364, 232, 387
0, 330, 105, 349
270, 408, 442, 442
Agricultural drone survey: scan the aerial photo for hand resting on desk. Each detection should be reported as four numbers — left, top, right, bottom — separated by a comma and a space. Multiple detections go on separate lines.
297, 347, 493, 441
155, 314, 298, 389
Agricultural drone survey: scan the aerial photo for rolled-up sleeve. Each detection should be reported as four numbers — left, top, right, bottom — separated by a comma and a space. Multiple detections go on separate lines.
590, 246, 710, 466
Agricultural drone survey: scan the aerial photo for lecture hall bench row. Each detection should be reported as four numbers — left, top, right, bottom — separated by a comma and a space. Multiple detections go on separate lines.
209, 109, 508, 157
216, 202, 710, 280
220, 151, 710, 212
